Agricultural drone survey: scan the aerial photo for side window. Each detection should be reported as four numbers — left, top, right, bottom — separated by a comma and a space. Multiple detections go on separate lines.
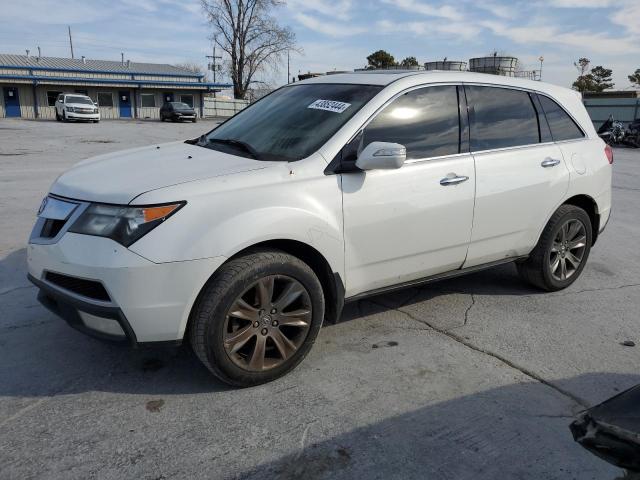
531, 93, 553, 143
466, 86, 539, 151
47, 91, 62, 106
538, 95, 584, 142
362, 85, 460, 160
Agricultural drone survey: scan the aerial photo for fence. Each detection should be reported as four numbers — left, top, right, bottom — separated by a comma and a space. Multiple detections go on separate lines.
204, 98, 250, 118
583, 97, 640, 129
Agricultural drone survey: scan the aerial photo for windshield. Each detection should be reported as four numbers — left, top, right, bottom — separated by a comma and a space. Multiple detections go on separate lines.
204, 83, 383, 161
171, 102, 192, 109
66, 96, 93, 105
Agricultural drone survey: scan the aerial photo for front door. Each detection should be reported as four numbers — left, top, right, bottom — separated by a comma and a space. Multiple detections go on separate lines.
342, 85, 476, 296
462, 85, 570, 267
163, 92, 174, 103
3, 87, 21, 117
118, 91, 132, 118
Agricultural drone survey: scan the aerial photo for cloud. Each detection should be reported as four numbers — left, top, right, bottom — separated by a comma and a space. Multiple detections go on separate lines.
381, 0, 463, 21
287, 0, 354, 21
481, 19, 640, 54
292, 12, 365, 37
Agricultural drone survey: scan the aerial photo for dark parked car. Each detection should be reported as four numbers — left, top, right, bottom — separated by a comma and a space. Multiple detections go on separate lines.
160, 102, 197, 122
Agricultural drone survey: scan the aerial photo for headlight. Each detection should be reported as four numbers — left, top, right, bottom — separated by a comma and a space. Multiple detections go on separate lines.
69, 202, 184, 247
66, 107, 75, 112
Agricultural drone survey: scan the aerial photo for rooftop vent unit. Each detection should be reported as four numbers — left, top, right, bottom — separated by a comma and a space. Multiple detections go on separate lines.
424, 60, 467, 71
469, 55, 519, 76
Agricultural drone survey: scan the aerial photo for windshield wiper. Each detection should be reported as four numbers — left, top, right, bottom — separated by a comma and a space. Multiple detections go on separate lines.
203, 137, 262, 160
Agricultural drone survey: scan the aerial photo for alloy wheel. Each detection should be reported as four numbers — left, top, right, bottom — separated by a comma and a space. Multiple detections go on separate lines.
549, 218, 587, 281
223, 275, 312, 371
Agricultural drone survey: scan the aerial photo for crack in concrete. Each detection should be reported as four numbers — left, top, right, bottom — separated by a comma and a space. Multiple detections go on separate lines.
463, 293, 476, 326
0, 285, 35, 296
368, 298, 589, 410
547, 282, 640, 297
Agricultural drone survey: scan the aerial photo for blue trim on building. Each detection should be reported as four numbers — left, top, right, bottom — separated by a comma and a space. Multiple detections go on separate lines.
0, 74, 231, 89
0, 64, 204, 79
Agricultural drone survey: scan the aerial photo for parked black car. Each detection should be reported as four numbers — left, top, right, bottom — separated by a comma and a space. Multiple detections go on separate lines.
160, 102, 197, 122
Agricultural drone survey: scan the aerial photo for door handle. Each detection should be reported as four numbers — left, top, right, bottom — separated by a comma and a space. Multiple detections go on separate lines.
440, 174, 469, 186
541, 158, 561, 168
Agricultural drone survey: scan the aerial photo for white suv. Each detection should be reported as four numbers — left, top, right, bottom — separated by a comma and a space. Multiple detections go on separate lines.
28, 72, 612, 386
55, 93, 100, 123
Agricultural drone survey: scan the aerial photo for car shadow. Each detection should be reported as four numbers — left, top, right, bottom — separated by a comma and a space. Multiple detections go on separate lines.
0, 249, 574, 399
233, 372, 639, 480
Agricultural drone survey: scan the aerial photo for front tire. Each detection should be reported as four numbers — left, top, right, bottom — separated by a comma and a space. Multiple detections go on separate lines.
517, 204, 592, 291
189, 249, 325, 387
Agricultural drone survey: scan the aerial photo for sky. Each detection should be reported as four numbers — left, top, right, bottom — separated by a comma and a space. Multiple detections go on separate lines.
1, 0, 638, 90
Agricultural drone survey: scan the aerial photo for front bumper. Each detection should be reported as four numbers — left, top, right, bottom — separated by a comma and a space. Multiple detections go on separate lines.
27, 232, 225, 344
66, 111, 100, 121
29, 273, 139, 345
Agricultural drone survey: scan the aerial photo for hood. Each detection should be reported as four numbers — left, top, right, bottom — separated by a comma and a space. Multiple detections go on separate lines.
50, 141, 275, 204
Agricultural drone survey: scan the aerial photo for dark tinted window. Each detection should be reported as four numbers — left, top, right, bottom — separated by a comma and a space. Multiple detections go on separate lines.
466, 86, 539, 151
47, 91, 62, 106
362, 85, 460, 160
538, 95, 584, 141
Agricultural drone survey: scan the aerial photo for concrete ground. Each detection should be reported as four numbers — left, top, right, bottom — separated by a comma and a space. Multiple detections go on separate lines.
1, 118, 639, 480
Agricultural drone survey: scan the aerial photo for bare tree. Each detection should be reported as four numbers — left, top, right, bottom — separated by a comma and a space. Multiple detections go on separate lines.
174, 62, 206, 76
201, 0, 296, 99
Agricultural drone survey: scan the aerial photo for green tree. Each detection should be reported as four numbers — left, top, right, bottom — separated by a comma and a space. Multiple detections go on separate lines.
590, 66, 614, 91
400, 56, 419, 68
367, 50, 396, 69
629, 69, 640, 87
572, 57, 592, 93
573, 74, 597, 93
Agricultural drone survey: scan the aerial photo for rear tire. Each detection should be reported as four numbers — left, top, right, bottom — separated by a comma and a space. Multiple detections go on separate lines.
189, 249, 325, 387
517, 204, 592, 291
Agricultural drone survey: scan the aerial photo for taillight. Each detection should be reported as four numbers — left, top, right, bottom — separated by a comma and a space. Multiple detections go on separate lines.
605, 145, 613, 164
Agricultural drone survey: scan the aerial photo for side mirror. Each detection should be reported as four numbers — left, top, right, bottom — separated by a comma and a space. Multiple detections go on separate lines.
355, 142, 406, 170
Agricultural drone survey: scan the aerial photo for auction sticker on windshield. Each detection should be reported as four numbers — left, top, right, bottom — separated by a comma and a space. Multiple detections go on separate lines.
308, 99, 352, 114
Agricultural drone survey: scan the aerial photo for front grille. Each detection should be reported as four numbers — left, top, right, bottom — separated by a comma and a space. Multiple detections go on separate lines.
44, 272, 111, 302
40, 219, 66, 238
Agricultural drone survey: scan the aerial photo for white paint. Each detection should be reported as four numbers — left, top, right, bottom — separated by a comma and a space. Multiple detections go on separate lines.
28, 71, 612, 345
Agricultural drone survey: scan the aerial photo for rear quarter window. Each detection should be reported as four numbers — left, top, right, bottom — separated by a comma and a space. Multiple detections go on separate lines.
465, 86, 539, 151
538, 95, 585, 142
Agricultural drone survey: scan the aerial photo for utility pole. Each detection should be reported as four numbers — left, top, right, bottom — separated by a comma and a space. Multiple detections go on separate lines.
206, 36, 222, 97
539, 56, 544, 81
68, 26, 75, 59
287, 50, 290, 84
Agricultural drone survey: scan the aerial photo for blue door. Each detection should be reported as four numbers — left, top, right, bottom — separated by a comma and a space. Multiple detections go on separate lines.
118, 91, 131, 118
3, 87, 21, 117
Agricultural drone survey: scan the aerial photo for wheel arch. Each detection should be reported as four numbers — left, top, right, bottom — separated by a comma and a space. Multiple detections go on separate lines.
185, 239, 345, 342
562, 194, 600, 245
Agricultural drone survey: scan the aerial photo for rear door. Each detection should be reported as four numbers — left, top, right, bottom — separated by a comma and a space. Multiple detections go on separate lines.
463, 85, 569, 267
342, 85, 476, 296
